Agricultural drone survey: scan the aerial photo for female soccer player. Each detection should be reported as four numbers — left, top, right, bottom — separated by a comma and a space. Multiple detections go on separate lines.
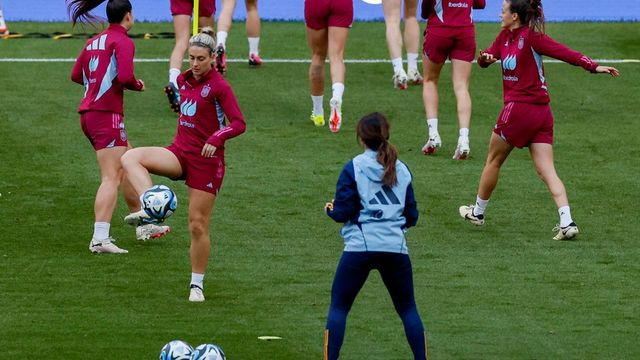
122, 28, 246, 302
216, 0, 263, 69
459, 0, 619, 240
304, 0, 352, 132
165, 0, 216, 111
382, 0, 423, 89
69, 0, 169, 254
324, 113, 427, 359
420, 0, 486, 159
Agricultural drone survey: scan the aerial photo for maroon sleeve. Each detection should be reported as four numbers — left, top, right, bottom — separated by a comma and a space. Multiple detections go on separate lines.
478, 34, 502, 68
473, 0, 486, 9
115, 39, 143, 91
71, 48, 85, 84
206, 81, 246, 148
421, 0, 433, 19
531, 33, 599, 72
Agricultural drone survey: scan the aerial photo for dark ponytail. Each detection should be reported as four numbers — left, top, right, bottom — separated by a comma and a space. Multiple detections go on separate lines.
356, 112, 398, 187
509, 0, 545, 33
67, 0, 132, 26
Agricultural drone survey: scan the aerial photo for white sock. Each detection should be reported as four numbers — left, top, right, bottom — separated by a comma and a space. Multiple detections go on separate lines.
474, 196, 489, 216
93, 222, 110, 240
407, 53, 419, 71
191, 273, 205, 289
216, 31, 228, 48
558, 206, 573, 227
427, 118, 439, 136
248, 37, 260, 55
312, 95, 324, 117
459, 128, 469, 138
169, 68, 181, 88
391, 57, 404, 73
331, 82, 344, 103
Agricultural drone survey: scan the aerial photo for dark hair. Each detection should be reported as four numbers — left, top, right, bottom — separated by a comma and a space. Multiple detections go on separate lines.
508, 0, 545, 33
357, 112, 398, 187
67, 0, 132, 26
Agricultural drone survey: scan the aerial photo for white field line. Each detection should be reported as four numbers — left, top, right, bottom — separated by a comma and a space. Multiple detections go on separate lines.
0, 58, 638, 64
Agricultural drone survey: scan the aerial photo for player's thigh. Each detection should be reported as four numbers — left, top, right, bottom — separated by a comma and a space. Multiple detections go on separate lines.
187, 187, 216, 224
423, 56, 445, 82
327, 26, 349, 57
529, 142, 557, 178
127, 147, 183, 179
245, 0, 257, 7
307, 27, 329, 57
378, 253, 416, 307
403, 0, 418, 17
451, 59, 472, 88
96, 146, 128, 178
382, 0, 402, 22
173, 14, 191, 44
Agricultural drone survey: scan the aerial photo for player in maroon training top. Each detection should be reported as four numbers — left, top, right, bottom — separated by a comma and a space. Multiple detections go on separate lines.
421, 0, 485, 159
69, 0, 170, 254
122, 28, 246, 302
458, 0, 619, 240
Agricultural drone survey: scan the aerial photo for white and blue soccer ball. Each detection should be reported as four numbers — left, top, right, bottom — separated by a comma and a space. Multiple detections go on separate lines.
142, 185, 178, 221
190, 343, 226, 360
159, 340, 193, 360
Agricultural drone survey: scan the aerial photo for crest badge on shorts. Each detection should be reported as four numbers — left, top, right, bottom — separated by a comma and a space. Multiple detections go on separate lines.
518, 37, 524, 50
201, 84, 211, 98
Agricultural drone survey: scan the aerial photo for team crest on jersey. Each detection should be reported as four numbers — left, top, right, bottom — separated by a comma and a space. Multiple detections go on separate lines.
120, 130, 127, 141
200, 84, 211, 98
518, 37, 524, 49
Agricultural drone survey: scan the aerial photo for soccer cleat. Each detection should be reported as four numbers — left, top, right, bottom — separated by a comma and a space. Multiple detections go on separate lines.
453, 136, 470, 160
421, 133, 442, 155
124, 209, 152, 227
89, 237, 128, 254
552, 222, 579, 241
407, 68, 423, 85
329, 98, 342, 133
136, 223, 171, 241
164, 83, 180, 113
459, 205, 485, 226
310, 113, 325, 127
248, 53, 263, 66
215, 45, 227, 75
392, 68, 408, 90
189, 284, 205, 302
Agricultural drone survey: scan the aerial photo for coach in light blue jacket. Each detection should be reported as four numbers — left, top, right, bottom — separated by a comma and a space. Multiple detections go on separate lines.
323, 112, 427, 360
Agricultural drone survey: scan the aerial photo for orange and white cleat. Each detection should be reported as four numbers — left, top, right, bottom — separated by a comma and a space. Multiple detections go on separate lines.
248, 53, 263, 66
329, 98, 342, 133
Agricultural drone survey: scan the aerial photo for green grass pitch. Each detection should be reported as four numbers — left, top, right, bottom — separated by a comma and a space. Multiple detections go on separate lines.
0, 21, 638, 359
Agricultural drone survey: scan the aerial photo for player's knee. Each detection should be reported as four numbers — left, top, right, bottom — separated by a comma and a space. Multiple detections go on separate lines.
188, 216, 209, 237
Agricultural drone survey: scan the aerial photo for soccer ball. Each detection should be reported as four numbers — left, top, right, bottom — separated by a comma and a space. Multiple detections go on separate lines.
142, 185, 178, 221
190, 344, 226, 360
159, 340, 193, 360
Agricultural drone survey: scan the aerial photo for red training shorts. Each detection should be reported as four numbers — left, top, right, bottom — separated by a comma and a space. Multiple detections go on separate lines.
170, 0, 215, 17
423, 27, 476, 63
304, 0, 353, 30
166, 144, 225, 195
80, 111, 128, 150
493, 102, 554, 148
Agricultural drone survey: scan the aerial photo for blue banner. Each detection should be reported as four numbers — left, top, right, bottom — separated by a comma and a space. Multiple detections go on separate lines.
2, 0, 639, 22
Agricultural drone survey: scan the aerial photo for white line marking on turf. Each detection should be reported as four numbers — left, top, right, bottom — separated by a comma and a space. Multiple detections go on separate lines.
0, 58, 638, 64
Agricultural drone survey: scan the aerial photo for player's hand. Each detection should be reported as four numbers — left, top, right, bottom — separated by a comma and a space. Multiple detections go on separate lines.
325, 199, 334, 212
595, 66, 620, 77
201, 143, 217, 158
479, 51, 497, 64
138, 79, 145, 91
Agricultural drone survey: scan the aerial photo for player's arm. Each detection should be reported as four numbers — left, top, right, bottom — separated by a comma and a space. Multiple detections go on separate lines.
70, 49, 85, 84
402, 182, 419, 229
473, 0, 486, 9
115, 40, 144, 91
327, 162, 360, 223
421, 0, 434, 20
478, 35, 501, 68
205, 83, 247, 148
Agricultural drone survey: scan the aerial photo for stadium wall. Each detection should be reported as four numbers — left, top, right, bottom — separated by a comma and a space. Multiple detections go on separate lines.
2, 0, 639, 22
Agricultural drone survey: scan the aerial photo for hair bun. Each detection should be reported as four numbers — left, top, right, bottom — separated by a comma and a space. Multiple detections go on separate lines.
201, 26, 214, 37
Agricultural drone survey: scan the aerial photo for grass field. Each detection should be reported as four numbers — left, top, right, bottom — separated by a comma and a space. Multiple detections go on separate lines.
0, 21, 639, 359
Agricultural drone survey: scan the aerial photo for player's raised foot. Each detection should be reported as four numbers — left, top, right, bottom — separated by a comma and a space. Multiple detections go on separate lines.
392, 68, 408, 90
407, 68, 423, 85
311, 113, 325, 127
248, 53, 263, 66
421, 133, 442, 155
124, 209, 152, 226
136, 223, 171, 241
329, 98, 342, 133
89, 237, 128, 254
453, 137, 470, 160
552, 222, 579, 241
164, 83, 180, 113
459, 205, 485, 226
215, 45, 227, 75
189, 284, 205, 302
